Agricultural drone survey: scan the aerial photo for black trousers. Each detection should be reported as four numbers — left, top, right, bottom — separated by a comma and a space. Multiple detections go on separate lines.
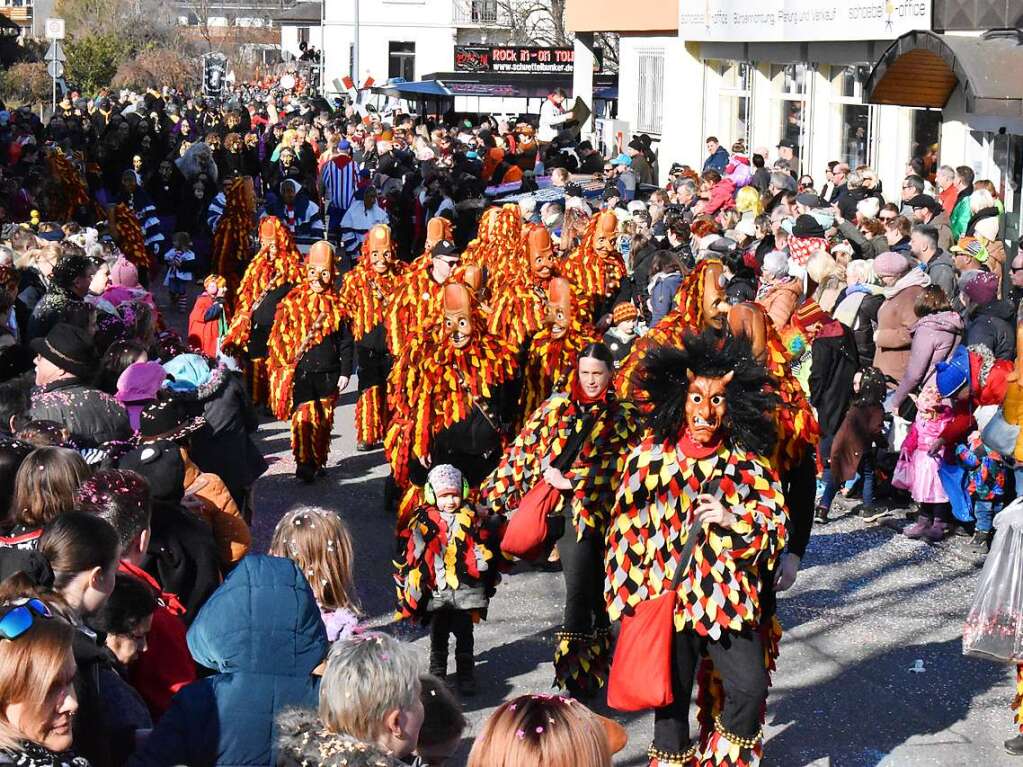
430, 608, 474, 656
653, 629, 768, 752
557, 522, 608, 634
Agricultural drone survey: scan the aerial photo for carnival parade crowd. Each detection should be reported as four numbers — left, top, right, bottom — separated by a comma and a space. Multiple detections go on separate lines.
0, 76, 1021, 767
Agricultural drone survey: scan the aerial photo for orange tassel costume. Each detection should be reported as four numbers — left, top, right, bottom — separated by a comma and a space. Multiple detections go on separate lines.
385, 280, 518, 521
562, 211, 627, 309
210, 177, 257, 307
223, 216, 304, 407
386, 217, 454, 357
267, 242, 352, 478
340, 224, 405, 447
48, 150, 97, 222
487, 225, 558, 349
110, 203, 151, 273
518, 277, 599, 425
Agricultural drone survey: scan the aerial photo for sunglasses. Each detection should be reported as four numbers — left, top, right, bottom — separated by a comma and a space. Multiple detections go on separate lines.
880, 215, 896, 222
0, 598, 52, 640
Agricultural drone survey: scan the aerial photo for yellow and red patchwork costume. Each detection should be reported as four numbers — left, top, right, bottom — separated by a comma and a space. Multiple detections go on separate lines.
210, 177, 256, 306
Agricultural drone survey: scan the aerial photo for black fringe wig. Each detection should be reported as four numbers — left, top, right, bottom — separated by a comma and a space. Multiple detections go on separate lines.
637, 329, 780, 456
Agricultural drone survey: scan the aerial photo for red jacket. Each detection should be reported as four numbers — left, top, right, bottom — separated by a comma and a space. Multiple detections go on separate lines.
119, 560, 196, 719
188, 292, 224, 359
940, 351, 1012, 447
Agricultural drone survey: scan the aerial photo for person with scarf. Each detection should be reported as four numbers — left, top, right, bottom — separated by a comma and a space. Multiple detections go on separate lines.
267, 241, 353, 483
482, 342, 637, 696
339, 224, 404, 451
264, 179, 324, 241
871, 251, 931, 381
222, 216, 304, 409
605, 331, 786, 767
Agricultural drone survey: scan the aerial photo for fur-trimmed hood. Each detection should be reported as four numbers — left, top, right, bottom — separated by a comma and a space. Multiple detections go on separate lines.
163, 356, 229, 402
276, 708, 403, 767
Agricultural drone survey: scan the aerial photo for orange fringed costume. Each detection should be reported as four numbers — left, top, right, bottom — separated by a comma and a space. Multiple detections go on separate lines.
487, 225, 558, 349
518, 277, 599, 425
386, 217, 454, 356
110, 203, 151, 273
385, 280, 519, 522
561, 211, 627, 314
48, 151, 96, 222
223, 216, 304, 407
340, 224, 405, 447
210, 177, 257, 307
267, 242, 354, 481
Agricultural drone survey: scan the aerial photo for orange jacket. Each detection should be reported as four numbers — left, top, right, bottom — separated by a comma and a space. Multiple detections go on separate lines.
182, 449, 251, 565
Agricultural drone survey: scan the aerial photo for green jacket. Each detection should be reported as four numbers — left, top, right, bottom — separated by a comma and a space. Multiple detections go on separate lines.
950, 195, 972, 242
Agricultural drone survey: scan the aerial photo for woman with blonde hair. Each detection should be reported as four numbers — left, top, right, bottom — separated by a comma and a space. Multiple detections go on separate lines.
735, 184, 763, 219
269, 506, 361, 641
467, 693, 624, 767
0, 578, 83, 766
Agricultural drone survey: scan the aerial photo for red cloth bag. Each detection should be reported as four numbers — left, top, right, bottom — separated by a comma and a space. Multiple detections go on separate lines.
500, 481, 560, 560
606, 589, 677, 711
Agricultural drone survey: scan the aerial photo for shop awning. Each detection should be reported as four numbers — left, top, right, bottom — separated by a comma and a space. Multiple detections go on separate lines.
866, 30, 1023, 117
371, 79, 453, 98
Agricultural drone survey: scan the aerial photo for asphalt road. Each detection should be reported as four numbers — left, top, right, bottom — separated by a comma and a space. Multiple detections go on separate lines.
247, 383, 1023, 767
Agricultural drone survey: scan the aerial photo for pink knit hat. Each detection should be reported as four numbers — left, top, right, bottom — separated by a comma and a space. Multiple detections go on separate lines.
427, 464, 463, 495
115, 361, 168, 404
110, 257, 139, 288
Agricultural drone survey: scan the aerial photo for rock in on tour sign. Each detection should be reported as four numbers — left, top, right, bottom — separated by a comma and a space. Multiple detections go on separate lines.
679, 0, 931, 41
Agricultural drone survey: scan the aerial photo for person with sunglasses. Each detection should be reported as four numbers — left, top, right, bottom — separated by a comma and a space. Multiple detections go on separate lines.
0, 585, 85, 767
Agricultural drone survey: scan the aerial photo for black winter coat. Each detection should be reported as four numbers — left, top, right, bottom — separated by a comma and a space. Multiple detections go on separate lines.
809, 324, 860, 437
29, 379, 132, 448
966, 300, 1016, 360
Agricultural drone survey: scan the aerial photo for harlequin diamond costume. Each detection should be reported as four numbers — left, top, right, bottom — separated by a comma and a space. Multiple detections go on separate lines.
385, 280, 519, 522
267, 241, 354, 483
605, 331, 787, 767
518, 277, 599, 426
481, 351, 638, 696
222, 216, 304, 408
562, 211, 627, 319
210, 177, 257, 306
487, 225, 559, 349
386, 218, 455, 357
340, 224, 405, 450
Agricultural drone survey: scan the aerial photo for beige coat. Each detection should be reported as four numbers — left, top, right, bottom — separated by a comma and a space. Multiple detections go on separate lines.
873, 281, 926, 380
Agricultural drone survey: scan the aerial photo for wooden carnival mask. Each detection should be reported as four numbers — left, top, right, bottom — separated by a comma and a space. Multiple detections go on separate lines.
306, 241, 335, 294
367, 224, 394, 275
685, 370, 733, 445
527, 226, 555, 281
701, 261, 730, 331
592, 211, 619, 257
425, 217, 453, 254
546, 277, 573, 340
258, 217, 278, 253
443, 283, 474, 349
461, 264, 484, 294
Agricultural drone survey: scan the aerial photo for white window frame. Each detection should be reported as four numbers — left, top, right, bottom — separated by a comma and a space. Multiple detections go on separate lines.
636, 50, 664, 135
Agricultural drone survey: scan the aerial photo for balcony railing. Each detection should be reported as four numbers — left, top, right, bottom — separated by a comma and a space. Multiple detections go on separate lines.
452, 0, 510, 27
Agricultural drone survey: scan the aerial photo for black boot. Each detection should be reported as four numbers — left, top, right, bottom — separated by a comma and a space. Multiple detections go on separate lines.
429, 648, 448, 680
295, 462, 316, 484
1005, 734, 1023, 755
455, 653, 476, 696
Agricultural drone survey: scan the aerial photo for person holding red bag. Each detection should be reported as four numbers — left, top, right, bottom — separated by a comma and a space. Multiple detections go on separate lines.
605, 330, 787, 767
481, 342, 637, 698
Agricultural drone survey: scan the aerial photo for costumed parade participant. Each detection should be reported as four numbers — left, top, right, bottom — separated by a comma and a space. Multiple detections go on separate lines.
222, 216, 304, 408
340, 223, 404, 451
518, 276, 599, 424
385, 278, 519, 521
482, 342, 637, 696
109, 201, 152, 282
563, 210, 628, 319
209, 176, 257, 305
605, 331, 787, 766
487, 225, 559, 348
267, 240, 353, 483
386, 219, 455, 357
187, 274, 228, 359
394, 463, 498, 695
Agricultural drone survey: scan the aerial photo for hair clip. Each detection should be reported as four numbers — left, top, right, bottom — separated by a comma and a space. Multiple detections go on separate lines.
535, 726, 544, 734
515, 729, 525, 739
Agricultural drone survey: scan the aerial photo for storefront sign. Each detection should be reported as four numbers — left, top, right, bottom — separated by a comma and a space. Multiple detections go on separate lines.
679, 0, 931, 42
454, 46, 598, 74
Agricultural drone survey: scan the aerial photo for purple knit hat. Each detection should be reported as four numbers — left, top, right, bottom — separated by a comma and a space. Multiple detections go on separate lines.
962, 270, 998, 305
115, 361, 168, 404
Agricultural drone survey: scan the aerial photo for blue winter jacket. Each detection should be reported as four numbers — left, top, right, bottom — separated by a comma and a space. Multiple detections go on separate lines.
129, 555, 328, 767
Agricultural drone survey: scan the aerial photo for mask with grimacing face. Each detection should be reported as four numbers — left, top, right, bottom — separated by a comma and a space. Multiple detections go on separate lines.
592, 211, 618, 257
702, 261, 730, 331
367, 225, 393, 275
546, 277, 573, 340
442, 283, 473, 349
685, 370, 733, 445
306, 242, 335, 293
527, 227, 555, 281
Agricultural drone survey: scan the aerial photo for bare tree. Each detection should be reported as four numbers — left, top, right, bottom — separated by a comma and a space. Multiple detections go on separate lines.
494, 0, 570, 47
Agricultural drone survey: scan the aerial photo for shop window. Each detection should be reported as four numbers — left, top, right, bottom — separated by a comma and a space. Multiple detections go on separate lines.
769, 63, 810, 169
717, 61, 751, 150
637, 51, 664, 134
830, 65, 871, 169
911, 110, 941, 183
388, 41, 416, 81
